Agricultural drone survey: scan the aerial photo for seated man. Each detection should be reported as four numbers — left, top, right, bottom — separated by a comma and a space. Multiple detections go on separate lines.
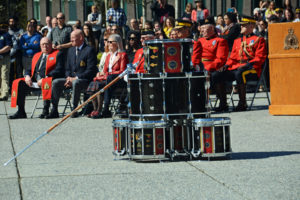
191, 17, 229, 111
9, 37, 64, 119
212, 16, 267, 111
47, 29, 97, 118
134, 29, 155, 73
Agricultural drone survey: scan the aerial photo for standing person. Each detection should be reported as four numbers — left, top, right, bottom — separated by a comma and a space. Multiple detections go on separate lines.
212, 16, 267, 111
216, 14, 225, 34
86, 5, 102, 48
126, 31, 141, 63
106, 0, 127, 28
220, 12, 241, 52
182, 3, 193, 20
0, 22, 12, 101
20, 22, 42, 75
151, 0, 175, 25
49, 12, 72, 65
191, 0, 210, 23
163, 17, 175, 38
294, 8, 300, 22
41, 16, 52, 34
8, 17, 24, 79
83, 23, 97, 52
9, 37, 64, 119
47, 30, 97, 118
265, 1, 276, 20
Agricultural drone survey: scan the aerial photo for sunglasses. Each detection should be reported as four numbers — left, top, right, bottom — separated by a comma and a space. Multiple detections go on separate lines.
108, 40, 117, 44
129, 37, 136, 40
57, 17, 65, 20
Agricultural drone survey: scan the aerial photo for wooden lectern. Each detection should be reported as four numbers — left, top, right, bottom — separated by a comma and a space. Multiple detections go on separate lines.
268, 22, 300, 115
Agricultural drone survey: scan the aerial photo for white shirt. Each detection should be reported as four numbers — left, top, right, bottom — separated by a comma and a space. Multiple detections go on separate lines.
108, 51, 118, 73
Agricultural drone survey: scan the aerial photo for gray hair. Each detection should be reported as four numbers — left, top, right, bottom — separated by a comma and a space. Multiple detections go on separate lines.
108, 34, 124, 52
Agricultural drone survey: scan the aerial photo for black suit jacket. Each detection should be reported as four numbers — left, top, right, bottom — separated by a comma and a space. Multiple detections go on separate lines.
65, 43, 97, 81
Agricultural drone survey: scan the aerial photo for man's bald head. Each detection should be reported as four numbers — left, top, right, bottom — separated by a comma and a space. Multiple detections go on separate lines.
71, 29, 84, 47
40, 37, 52, 54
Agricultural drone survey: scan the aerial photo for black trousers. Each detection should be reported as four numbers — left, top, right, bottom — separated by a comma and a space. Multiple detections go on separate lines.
211, 64, 256, 86
103, 74, 127, 108
17, 81, 49, 111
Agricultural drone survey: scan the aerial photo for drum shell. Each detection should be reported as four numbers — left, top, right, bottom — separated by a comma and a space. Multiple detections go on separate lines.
128, 72, 209, 120
144, 39, 193, 73
112, 119, 129, 155
128, 120, 169, 159
192, 118, 231, 157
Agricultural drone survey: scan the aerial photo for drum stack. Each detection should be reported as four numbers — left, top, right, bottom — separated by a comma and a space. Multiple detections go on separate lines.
112, 39, 232, 161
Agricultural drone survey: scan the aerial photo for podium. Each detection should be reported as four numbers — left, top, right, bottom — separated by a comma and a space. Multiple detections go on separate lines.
268, 22, 300, 115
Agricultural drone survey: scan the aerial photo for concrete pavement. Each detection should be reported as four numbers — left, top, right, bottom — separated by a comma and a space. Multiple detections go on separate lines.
0, 94, 299, 200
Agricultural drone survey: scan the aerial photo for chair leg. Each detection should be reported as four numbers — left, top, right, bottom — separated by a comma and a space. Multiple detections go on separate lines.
30, 94, 41, 118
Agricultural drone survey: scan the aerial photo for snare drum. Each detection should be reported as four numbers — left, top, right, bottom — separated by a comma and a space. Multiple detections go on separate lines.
144, 39, 193, 73
128, 120, 169, 160
112, 119, 129, 156
192, 118, 231, 158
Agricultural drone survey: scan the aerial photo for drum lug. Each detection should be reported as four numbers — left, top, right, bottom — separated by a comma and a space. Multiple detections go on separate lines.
112, 148, 127, 157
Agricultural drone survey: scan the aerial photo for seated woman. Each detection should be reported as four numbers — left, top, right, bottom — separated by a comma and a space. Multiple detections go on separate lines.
86, 32, 110, 118
87, 34, 128, 118
126, 31, 142, 63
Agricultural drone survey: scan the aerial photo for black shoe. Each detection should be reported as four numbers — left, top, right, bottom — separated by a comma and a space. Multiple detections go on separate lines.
45, 110, 59, 119
39, 110, 49, 119
100, 110, 112, 118
8, 111, 27, 119
234, 104, 247, 112
214, 105, 229, 112
0, 96, 8, 101
70, 111, 79, 118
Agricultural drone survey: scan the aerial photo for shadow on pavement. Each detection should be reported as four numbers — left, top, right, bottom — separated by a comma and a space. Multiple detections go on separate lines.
231, 151, 300, 160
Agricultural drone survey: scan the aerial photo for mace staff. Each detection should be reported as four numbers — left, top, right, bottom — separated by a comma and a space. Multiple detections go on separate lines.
4, 64, 136, 166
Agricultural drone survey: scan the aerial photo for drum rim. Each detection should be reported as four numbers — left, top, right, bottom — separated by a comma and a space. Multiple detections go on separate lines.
144, 38, 193, 44
129, 120, 167, 128
192, 117, 231, 126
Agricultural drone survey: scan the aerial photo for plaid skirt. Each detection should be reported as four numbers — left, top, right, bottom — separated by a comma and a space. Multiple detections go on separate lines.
86, 80, 106, 94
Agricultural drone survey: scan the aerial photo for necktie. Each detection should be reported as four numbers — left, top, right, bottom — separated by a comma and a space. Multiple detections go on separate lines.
75, 47, 79, 64
37, 54, 47, 80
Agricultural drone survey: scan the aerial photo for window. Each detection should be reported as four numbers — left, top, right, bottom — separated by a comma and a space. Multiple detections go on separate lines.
69, 0, 77, 22
34, 0, 40, 21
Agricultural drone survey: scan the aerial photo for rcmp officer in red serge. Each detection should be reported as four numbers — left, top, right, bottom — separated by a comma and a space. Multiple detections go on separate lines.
133, 29, 155, 73
9, 37, 64, 119
212, 16, 267, 111
192, 16, 229, 73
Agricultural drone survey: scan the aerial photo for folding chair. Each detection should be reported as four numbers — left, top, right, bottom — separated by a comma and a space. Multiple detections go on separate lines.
30, 90, 42, 118
228, 62, 270, 110
246, 62, 270, 110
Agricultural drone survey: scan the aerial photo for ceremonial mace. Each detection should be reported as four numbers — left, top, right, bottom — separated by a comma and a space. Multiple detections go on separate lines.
4, 63, 137, 166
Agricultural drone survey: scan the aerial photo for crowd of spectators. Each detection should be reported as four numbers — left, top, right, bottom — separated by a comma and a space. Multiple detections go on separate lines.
1, 0, 300, 118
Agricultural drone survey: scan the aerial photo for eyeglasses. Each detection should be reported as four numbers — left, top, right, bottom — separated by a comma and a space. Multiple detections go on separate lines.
104, 39, 108, 41
111, 28, 118, 31
57, 17, 65, 20
108, 40, 117, 44
129, 37, 136, 40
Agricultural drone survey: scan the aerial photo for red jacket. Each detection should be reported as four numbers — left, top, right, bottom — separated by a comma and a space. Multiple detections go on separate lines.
192, 36, 229, 72
226, 35, 267, 77
133, 48, 145, 73
103, 52, 128, 74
